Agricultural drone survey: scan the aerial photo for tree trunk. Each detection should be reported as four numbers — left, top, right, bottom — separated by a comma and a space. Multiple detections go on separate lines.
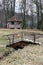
13, 0, 16, 15
22, 0, 26, 29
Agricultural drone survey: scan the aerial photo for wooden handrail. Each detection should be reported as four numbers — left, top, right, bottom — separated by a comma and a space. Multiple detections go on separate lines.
3, 32, 43, 44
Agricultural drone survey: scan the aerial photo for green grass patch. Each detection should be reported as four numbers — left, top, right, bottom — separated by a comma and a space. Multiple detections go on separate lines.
0, 47, 14, 54
0, 37, 9, 45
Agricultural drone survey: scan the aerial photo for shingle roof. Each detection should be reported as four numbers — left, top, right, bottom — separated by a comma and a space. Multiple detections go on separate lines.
8, 15, 22, 22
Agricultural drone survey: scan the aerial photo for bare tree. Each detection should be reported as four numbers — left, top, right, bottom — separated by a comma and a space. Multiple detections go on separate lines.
32, 0, 43, 30
3, 0, 16, 28
3, 0, 7, 27
19, 0, 26, 29
13, 0, 16, 15
29, 0, 34, 29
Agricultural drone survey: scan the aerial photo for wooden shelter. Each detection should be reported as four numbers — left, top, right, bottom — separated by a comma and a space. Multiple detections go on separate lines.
7, 16, 23, 29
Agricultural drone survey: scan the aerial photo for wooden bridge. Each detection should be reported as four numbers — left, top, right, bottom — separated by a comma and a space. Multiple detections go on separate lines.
3, 31, 43, 45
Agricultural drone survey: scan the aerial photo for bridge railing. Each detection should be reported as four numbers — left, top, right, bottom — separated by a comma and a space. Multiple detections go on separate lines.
3, 31, 43, 44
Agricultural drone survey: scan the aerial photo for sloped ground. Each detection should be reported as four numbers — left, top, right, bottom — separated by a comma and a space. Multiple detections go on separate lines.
0, 44, 43, 65
0, 29, 43, 65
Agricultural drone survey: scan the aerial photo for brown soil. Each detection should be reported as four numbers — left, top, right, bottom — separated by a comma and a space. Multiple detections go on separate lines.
6, 41, 40, 50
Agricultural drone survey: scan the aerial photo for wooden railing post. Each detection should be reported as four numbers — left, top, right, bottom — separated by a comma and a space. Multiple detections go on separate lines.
12, 34, 14, 44
8, 36, 11, 44
33, 34, 36, 43
21, 32, 23, 41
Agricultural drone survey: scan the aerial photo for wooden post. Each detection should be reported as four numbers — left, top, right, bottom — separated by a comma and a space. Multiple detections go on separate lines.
33, 34, 36, 43
21, 32, 23, 41
8, 36, 11, 44
12, 34, 14, 44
